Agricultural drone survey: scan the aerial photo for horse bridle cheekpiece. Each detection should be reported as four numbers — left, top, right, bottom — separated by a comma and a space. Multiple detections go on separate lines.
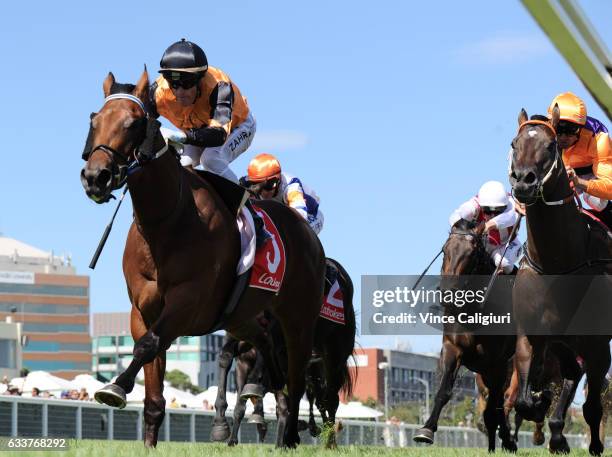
82, 93, 167, 190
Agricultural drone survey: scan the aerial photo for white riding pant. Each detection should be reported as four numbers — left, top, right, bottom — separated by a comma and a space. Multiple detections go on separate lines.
180, 113, 256, 183
487, 238, 522, 274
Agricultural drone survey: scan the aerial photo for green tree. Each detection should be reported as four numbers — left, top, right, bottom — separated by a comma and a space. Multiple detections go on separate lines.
165, 369, 203, 394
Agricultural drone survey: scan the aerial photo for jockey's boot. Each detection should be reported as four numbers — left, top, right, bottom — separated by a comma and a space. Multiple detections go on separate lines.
245, 199, 271, 249
324, 260, 339, 294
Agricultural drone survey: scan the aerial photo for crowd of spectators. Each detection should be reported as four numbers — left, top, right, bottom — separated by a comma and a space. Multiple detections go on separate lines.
0, 376, 91, 401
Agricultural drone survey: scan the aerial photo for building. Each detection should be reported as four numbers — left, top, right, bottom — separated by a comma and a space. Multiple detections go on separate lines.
0, 237, 91, 379
93, 312, 234, 390
0, 317, 23, 379
347, 347, 476, 407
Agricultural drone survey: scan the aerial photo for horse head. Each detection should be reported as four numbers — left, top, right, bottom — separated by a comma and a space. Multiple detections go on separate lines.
441, 219, 488, 276
509, 106, 567, 205
80, 68, 165, 203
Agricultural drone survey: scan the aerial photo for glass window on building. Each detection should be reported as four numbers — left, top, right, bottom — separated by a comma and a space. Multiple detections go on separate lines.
99, 355, 117, 364
392, 367, 399, 383
402, 368, 409, 384
0, 339, 17, 369
98, 336, 116, 347
118, 336, 134, 346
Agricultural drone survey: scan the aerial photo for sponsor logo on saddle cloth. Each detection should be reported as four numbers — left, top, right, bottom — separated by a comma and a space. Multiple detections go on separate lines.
320, 280, 345, 325
248, 204, 286, 293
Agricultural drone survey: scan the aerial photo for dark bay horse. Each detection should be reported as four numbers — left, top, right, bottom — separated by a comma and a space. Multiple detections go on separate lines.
509, 107, 611, 455
211, 258, 356, 449
413, 220, 517, 452
79, 69, 326, 448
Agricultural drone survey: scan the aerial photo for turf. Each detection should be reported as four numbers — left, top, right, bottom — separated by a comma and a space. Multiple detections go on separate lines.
2, 440, 603, 457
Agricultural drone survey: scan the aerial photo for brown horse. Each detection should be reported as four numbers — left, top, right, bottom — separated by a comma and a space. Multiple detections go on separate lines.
413, 220, 517, 452
79, 69, 326, 448
509, 108, 611, 455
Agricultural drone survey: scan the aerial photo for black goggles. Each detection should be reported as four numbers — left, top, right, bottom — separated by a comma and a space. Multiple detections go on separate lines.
482, 207, 504, 215
557, 122, 581, 136
163, 72, 200, 90
261, 178, 279, 191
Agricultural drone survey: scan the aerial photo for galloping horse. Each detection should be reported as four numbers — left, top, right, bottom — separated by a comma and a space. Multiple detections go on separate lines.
509, 107, 611, 455
211, 258, 356, 449
80, 69, 326, 448
413, 220, 517, 452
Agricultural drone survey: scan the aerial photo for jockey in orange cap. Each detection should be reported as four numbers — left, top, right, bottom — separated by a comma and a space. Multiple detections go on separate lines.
243, 153, 324, 234
549, 92, 612, 228
449, 181, 522, 274
149, 39, 255, 183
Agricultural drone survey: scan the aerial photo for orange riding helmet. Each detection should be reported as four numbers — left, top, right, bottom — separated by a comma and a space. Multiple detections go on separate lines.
548, 92, 587, 126
247, 153, 281, 183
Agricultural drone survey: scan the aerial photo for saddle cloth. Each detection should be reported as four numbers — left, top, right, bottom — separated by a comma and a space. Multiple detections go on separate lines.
320, 278, 345, 325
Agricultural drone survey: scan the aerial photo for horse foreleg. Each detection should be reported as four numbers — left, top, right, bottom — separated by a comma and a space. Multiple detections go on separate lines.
414, 342, 461, 444
274, 390, 289, 448
583, 344, 610, 456
253, 397, 268, 443
282, 326, 313, 448
143, 354, 166, 448
515, 335, 548, 422
305, 370, 321, 437
228, 359, 249, 447
211, 335, 237, 442
491, 371, 517, 453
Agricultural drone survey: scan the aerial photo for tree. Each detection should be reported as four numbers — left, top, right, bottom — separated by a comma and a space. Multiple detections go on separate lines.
165, 369, 202, 394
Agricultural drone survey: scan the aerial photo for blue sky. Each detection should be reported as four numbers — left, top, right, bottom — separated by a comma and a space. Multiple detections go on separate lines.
0, 0, 610, 360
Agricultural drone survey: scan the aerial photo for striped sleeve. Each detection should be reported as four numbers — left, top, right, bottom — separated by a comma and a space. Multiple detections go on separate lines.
285, 178, 308, 220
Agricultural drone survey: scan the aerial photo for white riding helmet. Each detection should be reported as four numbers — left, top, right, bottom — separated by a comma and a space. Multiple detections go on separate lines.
477, 181, 509, 209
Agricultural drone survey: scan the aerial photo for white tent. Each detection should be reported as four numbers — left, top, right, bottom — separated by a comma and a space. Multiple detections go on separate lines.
336, 401, 383, 419
70, 374, 105, 397
163, 384, 197, 406
21, 371, 73, 395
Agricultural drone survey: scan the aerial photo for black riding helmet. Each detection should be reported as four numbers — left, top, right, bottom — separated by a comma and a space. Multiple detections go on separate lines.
159, 38, 208, 74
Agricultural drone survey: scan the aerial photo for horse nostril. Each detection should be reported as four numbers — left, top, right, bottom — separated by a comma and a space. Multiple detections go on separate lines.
96, 169, 112, 189
523, 171, 537, 185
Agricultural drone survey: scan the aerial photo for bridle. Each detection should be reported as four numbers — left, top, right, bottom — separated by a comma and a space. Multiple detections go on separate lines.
510, 120, 575, 207
84, 93, 168, 192
445, 229, 490, 275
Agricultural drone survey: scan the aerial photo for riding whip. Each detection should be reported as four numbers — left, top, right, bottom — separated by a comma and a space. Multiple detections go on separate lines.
481, 214, 523, 306
412, 249, 444, 290
89, 186, 129, 269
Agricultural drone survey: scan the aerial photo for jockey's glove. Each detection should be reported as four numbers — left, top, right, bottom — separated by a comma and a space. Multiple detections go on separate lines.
185, 126, 227, 148
160, 127, 187, 144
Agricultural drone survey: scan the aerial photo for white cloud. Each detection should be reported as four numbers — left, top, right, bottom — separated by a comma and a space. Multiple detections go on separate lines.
250, 130, 309, 151
455, 33, 553, 64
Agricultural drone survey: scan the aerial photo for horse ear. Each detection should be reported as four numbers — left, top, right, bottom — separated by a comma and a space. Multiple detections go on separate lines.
133, 66, 149, 101
550, 103, 560, 130
518, 108, 528, 126
103, 72, 115, 97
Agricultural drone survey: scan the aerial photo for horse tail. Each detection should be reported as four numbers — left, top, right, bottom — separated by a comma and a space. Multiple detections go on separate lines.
327, 257, 357, 399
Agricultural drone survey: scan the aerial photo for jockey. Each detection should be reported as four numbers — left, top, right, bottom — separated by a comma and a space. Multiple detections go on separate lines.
549, 92, 612, 228
243, 153, 324, 234
449, 181, 522, 274
149, 38, 256, 183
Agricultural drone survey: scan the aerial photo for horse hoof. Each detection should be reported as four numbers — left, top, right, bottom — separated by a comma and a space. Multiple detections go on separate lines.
533, 430, 545, 446
248, 413, 265, 425
240, 383, 264, 400
589, 441, 603, 456
297, 419, 309, 432
94, 383, 127, 409
503, 441, 518, 453
227, 439, 238, 447
413, 427, 434, 444
211, 423, 231, 442
549, 435, 570, 454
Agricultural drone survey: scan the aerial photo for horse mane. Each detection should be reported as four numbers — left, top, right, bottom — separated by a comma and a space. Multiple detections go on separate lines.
530, 114, 549, 122
110, 82, 136, 95
451, 219, 477, 233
